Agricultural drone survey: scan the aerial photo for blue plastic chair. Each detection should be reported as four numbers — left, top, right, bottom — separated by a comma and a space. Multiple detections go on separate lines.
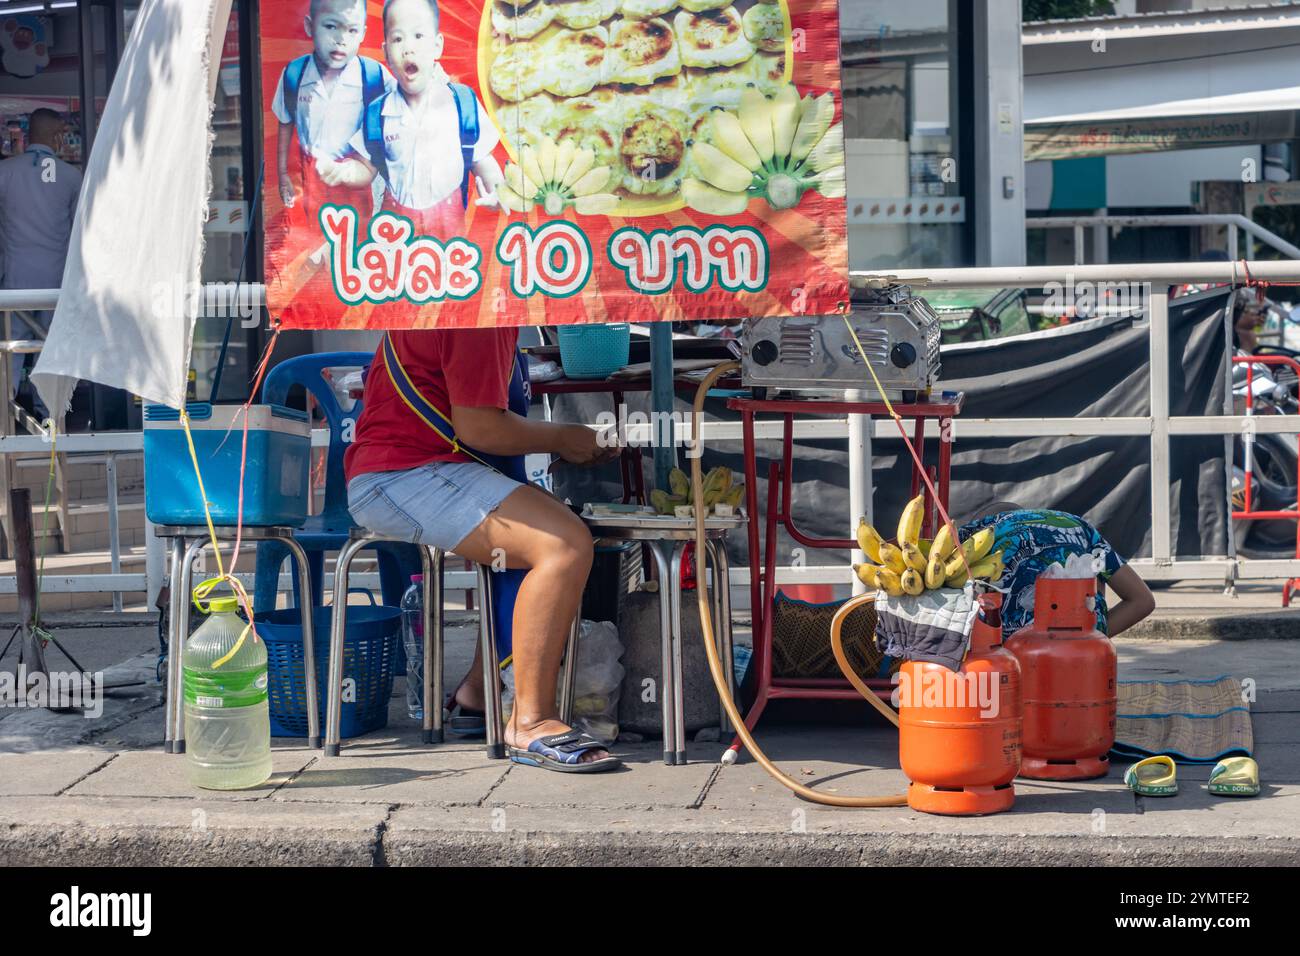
253, 352, 421, 615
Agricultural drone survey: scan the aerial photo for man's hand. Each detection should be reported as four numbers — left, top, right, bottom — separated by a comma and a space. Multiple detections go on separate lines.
555, 424, 620, 467
279, 175, 296, 208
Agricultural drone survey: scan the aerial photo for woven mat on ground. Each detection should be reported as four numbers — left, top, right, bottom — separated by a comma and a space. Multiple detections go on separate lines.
1113, 676, 1253, 765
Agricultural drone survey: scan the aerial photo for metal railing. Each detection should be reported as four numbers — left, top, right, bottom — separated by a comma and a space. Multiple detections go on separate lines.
848, 259, 1300, 588
6, 264, 1300, 603
1027, 213, 1300, 265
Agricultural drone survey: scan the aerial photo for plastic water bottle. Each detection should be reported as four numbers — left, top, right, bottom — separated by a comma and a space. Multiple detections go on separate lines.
183, 597, 272, 790
400, 576, 425, 720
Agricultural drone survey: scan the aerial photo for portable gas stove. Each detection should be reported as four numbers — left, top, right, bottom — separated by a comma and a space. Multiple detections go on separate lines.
740, 280, 942, 401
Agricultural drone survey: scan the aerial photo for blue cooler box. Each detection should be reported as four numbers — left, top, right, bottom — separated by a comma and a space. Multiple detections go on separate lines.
144, 403, 311, 527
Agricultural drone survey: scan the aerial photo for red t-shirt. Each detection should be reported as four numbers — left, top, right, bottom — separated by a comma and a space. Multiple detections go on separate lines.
344, 328, 520, 481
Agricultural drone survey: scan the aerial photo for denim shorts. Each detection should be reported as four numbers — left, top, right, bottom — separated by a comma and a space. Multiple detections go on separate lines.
347, 461, 525, 552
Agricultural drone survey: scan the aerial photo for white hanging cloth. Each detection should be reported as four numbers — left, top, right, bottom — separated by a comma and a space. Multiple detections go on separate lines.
33, 0, 234, 417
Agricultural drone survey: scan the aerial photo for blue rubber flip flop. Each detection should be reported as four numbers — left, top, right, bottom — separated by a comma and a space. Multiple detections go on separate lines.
443, 696, 487, 738
507, 730, 622, 774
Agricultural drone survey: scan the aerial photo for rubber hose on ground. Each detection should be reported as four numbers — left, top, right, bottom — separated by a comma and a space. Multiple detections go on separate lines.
690, 361, 907, 808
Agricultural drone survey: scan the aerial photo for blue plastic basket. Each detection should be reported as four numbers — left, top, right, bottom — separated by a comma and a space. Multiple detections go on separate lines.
557, 324, 631, 380
255, 594, 400, 739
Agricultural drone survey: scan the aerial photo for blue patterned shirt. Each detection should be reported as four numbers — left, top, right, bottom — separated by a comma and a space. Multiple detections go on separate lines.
959, 510, 1125, 640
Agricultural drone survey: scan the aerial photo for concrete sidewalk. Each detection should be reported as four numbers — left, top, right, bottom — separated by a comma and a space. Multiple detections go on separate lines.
1, 622, 1297, 866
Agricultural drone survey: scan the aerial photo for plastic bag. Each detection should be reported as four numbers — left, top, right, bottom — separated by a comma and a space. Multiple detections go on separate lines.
500, 620, 625, 744
571, 620, 625, 744
1038, 551, 1105, 613
1039, 551, 1103, 580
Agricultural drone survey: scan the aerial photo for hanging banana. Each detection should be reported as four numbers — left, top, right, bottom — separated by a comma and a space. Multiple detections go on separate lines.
854, 564, 881, 590
861, 507, 1004, 596
878, 543, 907, 575
896, 493, 925, 548
901, 569, 926, 597
877, 568, 905, 598
856, 520, 885, 565
901, 543, 927, 574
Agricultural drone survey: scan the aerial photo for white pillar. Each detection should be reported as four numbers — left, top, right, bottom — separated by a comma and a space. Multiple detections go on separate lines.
973, 0, 1027, 267
847, 391, 872, 595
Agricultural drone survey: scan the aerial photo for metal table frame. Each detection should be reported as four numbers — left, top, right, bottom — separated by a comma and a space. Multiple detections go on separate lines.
157, 525, 317, 752
725, 394, 963, 743
583, 515, 742, 765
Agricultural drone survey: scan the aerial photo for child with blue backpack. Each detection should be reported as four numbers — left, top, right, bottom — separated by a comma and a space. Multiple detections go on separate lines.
320, 0, 504, 239
273, 0, 394, 220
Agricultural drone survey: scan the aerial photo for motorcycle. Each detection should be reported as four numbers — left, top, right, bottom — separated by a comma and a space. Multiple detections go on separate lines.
1232, 350, 1300, 552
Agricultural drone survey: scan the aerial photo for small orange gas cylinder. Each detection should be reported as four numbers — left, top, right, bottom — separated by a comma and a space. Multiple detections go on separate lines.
899, 595, 1022, 816
1005, 576, 1117, 781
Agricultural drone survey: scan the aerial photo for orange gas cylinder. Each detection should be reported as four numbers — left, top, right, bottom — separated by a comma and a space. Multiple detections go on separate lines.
1005, 577, 1117, 781
898, 595, 1022, 816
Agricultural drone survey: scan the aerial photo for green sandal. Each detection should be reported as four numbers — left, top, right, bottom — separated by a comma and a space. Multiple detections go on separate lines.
1208, 756, 1260, 797
1124, 755, 1179, 797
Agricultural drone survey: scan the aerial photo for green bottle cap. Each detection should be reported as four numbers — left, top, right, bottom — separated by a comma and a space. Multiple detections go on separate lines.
207, 596, 239, 614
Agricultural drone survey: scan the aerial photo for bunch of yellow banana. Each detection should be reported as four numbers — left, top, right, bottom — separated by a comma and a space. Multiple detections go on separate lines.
497, 134, 620, 217
651, 467, 744, 516
853, 495, 1004, 597
682, 83, 845, 217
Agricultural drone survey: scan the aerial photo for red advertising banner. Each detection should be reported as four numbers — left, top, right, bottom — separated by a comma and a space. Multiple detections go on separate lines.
261, 0, 848, 329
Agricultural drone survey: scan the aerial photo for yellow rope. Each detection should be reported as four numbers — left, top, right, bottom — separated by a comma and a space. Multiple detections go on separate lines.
179, 408, 256, 669
31, 419, 58, 632
842, 315, 975, 583
180, 409, 226, 579
842, 316, 902, 419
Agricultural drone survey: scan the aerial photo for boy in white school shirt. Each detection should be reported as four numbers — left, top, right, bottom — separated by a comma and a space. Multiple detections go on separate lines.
319, 0, 504, 239
273, 0, 394, 220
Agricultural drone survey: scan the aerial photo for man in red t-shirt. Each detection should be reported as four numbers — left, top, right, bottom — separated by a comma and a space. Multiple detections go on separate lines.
345, 328, 621, 771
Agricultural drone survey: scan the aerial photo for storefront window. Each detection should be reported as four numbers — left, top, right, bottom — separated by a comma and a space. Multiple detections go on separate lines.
840, 0, 967, 270
194, 2, 254, 402
0, 2, 110, 167
0, 0, 254, 404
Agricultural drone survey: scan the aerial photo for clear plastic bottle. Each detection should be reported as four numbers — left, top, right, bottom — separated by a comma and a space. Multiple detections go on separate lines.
183, 597, 272, 790
400, 576, 425, 720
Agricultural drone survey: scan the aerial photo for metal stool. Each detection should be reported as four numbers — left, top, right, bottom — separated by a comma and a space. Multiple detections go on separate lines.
325, 530, 580, 758
158, 526, 317, 752
580, 514, 742, 765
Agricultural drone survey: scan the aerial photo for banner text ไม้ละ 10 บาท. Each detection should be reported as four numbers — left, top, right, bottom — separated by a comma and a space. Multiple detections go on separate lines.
261, 0, 849, 330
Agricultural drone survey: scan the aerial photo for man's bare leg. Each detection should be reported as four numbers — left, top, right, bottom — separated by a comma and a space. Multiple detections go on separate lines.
453, 484, 609, 763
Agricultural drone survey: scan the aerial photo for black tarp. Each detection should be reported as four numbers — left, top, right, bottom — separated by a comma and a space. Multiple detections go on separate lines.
554, 287, 1231, 571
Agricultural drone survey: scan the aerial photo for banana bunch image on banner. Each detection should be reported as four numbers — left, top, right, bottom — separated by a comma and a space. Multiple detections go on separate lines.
854, 495, 1005, 598
684, 83, 844, 215
498, 134, 621, 216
